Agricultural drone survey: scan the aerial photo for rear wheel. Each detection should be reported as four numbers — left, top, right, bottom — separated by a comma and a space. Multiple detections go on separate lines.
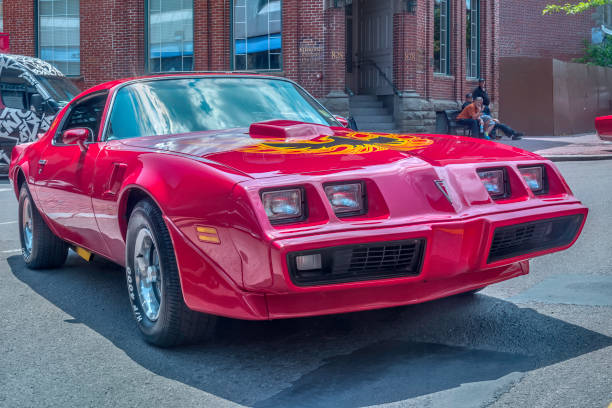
125, 199, 216, 347
18, 185, 68, 269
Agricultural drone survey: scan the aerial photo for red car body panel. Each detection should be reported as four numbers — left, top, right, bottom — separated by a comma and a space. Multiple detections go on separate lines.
9, 74, 588, 321
595, 115, 612, 141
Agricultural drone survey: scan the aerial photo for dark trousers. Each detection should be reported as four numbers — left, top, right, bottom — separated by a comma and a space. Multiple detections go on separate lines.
493, 122, 517, 137
457, 118, 480, 137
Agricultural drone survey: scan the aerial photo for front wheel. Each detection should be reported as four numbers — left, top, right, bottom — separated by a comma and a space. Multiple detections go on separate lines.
125, 199, 216, 347
18, 185, 68, 269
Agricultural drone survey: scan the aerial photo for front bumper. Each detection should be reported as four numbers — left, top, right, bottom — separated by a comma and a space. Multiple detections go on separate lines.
262, 202, 586, 318
170, 202, 586, 320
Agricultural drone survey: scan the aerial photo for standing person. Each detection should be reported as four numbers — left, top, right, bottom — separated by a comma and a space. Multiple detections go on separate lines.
461, 93, 473, 110
456, 97, 493, 138
472, 78, 491, 115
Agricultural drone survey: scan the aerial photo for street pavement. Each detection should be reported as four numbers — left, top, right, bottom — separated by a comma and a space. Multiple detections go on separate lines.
1, 161, 611, 408
498, 133, 612, 161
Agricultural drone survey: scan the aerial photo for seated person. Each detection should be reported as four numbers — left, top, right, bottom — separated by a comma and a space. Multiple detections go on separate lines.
461, 93, 473, 110
456, 97, 494, 139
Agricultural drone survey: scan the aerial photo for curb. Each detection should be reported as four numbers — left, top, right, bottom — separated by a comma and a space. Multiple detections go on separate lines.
541, 154, 612, 162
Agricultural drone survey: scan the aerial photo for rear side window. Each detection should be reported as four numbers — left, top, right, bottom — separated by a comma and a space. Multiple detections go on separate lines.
0, 67, 35, 110
0, 90, 26, 109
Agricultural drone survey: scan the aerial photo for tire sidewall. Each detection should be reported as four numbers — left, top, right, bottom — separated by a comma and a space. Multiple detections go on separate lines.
18, 186, 35, 264
125, 204, 171, 341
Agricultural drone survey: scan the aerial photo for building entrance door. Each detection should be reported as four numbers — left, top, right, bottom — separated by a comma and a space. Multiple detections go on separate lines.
356, 0, 393, 95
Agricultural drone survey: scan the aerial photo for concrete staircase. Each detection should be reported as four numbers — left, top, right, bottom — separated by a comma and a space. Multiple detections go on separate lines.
349, 95, 397, 133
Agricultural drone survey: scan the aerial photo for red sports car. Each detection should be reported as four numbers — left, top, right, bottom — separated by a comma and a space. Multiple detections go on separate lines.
9, 74, 588, 346
595, 114, 612, 141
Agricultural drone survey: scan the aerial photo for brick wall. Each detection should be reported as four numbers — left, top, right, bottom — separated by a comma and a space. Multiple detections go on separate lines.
3, 1, 36, 57
500, 0, 593, 61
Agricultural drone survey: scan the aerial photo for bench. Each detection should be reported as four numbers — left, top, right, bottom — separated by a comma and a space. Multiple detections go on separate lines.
443, 110, 473, 136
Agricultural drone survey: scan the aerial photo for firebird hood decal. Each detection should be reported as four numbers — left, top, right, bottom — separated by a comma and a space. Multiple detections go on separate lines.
240, 132, 434, 155
120, 126, 539, 178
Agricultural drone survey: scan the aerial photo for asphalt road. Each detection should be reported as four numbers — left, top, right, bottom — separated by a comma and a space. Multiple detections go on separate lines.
1, 161, 611, 408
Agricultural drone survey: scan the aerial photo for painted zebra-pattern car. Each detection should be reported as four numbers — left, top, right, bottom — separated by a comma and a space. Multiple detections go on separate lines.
0, 54, 80, 175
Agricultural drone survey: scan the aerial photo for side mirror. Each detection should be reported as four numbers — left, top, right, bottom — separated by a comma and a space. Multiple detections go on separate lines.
62, 128, 91, 153
335, 116, 350, 128
30, 94, 43, 113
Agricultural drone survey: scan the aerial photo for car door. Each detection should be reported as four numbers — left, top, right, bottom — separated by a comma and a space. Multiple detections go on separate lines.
34, 91, 111, 256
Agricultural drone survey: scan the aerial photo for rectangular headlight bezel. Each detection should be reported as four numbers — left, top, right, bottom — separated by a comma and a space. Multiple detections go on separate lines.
260, 186, 308, 225
477, 168, 511, 200
518, 165, 548, 195
323, 180, 367, 218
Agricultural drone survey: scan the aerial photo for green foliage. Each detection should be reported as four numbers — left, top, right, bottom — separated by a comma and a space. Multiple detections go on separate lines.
543, 0, 611, 15
574, 40, 612, 66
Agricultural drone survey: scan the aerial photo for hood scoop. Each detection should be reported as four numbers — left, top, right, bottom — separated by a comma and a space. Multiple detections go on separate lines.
249, 120, 334, 140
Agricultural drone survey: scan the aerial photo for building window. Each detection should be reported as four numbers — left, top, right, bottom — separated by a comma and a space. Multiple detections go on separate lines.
466, 0, 479, 78
434, 0, 450, 75
38, 0, 80, 76
0, 0, 4, 32
232, 0, 282, 71
604, 4, 612, 30
148, 0, 194, 73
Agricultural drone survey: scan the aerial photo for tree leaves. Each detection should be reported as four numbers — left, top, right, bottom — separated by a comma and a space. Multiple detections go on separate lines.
543, 0, 611, 15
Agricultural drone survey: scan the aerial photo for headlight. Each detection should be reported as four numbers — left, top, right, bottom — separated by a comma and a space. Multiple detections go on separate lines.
519, 166, 546, 194
324, 182, 366, 217
477, 169, 508, 199
261, 188, 305, 224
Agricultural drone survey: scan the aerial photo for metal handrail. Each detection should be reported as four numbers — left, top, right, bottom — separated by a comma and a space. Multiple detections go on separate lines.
358, 59, 401, 96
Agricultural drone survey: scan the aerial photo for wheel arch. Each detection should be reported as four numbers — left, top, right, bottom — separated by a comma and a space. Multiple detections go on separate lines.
118, 185, 167, 242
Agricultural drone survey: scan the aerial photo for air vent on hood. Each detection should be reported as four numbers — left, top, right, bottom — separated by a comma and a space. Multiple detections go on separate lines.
249, 120, 334, 139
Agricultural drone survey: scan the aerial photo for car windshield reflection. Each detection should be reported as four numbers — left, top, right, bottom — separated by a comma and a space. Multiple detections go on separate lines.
107, 77, 339, 140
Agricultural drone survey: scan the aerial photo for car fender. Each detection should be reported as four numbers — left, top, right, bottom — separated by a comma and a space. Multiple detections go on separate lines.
113, 153, 258, 314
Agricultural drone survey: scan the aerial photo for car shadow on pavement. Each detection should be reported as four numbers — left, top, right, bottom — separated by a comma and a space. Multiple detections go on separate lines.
8, 254, 612, 407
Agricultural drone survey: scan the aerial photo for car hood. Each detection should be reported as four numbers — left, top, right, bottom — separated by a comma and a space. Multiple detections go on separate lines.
118, 122, 540, 179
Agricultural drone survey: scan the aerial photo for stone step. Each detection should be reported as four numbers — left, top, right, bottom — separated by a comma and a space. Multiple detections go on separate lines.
350, 95, 380, 102
355, 122, 397, 131
349, 101, 384, 108
352, 115, 394, 124
349, 107, 389, 116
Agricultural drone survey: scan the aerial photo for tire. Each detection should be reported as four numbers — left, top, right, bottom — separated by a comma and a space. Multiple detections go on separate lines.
125, 199, 216, 347
18, 185, 68, 269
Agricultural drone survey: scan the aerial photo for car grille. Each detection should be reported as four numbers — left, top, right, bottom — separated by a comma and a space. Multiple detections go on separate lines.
488, 214, 584, 263
288, 239, 426, 286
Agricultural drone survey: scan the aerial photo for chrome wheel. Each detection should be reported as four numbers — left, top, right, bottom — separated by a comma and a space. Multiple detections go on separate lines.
22, 196, 33, 257
133, 227, 162, 321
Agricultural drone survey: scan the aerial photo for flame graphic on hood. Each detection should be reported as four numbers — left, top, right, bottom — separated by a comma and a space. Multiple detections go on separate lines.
240, 132, 434, 155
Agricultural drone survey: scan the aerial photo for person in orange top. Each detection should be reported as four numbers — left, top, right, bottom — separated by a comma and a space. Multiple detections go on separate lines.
456, 97, 494, 139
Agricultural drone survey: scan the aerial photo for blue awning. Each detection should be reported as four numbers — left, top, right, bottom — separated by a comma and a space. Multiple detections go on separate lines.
149, 42, 194, 58
40, 48, 80, 62
235, 34, 281, 54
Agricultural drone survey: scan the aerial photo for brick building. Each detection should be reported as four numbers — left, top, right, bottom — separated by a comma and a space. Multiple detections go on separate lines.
500, 0, 597, 62
1, 0, 501, 133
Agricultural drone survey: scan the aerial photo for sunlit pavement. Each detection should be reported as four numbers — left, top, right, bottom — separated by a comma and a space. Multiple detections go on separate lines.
1, 161, 611, 408
499, 133, 612, 160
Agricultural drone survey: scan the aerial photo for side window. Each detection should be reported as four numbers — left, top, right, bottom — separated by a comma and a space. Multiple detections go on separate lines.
56, 92, 108, 143
0, 67, 31, 110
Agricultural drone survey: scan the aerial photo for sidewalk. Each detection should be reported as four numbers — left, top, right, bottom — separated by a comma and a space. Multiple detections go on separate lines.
497, 133, 612, 161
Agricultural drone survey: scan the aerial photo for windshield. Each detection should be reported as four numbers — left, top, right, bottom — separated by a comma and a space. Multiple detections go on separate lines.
107, 77, 339, 140
35, 75, 80, 104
